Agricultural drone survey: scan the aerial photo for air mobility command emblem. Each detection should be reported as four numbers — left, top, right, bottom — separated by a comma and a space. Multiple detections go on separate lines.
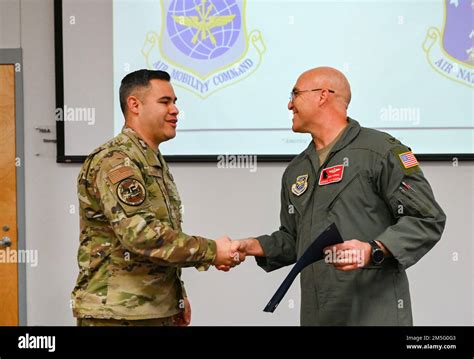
142, 0, 266, 98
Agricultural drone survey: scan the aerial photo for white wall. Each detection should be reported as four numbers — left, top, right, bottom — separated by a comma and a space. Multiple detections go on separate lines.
1, 0, 472, 325
0, 0, 20, 48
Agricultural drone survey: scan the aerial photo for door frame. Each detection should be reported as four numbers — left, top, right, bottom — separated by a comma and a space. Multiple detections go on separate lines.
0, 48, 26, 326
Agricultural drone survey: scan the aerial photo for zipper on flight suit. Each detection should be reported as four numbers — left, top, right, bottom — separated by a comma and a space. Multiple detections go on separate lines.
315, 150, 338, 186
398, 181, 432, 217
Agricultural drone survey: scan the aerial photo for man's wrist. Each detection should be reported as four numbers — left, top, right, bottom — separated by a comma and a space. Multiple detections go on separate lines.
245, 238, 264, 257
374, 240, 391, 257
194, 238, 217, 271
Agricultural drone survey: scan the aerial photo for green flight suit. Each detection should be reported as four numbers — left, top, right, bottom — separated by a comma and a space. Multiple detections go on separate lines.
72, 127, 216, 321
256, 118, 446, 326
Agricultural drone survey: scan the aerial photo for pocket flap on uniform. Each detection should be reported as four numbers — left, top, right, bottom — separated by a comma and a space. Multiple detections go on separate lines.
144, 166, 163, 178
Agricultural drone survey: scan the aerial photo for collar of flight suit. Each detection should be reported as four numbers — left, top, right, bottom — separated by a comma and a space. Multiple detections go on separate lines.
303, 117, 361, 169
121, 126, 162, 168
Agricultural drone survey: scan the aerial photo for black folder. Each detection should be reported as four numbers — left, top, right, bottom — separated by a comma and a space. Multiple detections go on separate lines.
263, 223, 344, 313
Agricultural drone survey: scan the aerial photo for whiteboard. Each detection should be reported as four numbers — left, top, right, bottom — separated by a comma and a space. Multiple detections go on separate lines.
56, 0, 474, 161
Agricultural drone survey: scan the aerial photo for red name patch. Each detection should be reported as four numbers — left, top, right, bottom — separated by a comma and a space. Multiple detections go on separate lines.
319, 165, 344, 186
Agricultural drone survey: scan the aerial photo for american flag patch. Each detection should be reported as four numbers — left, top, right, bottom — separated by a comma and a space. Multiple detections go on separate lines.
399, 151, 419, 169
107, 166, 134, 184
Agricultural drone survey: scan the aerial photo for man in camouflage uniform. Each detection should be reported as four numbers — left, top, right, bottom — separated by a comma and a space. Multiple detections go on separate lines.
72, 70, 239, 326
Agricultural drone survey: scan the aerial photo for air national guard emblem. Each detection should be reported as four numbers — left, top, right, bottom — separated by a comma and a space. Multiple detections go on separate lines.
423, 0, 474, 88
291, 174, 309, 197
142, 0, 266, 98
117, 178, 147, 206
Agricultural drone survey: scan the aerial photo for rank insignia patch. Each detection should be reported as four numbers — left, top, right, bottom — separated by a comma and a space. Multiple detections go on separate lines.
117, 178, 146, 206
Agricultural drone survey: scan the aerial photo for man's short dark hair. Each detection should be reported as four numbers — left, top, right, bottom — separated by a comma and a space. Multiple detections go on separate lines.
119, 69, 171, 115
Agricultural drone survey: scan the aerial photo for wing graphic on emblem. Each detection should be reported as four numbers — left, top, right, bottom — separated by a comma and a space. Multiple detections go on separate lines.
171, 0, 236, 46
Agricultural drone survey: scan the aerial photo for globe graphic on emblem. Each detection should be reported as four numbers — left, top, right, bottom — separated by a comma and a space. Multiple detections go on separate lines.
167, 0, 241, 60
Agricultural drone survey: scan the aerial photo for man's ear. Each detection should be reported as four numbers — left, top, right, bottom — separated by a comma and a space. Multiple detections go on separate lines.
318, 90, 330, 106
127, 95, 140, 115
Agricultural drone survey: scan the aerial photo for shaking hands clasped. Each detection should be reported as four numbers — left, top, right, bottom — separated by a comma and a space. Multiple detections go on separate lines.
212, 237, 264, 271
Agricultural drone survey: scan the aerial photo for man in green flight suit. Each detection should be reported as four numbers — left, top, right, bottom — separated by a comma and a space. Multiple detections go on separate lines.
72, 69, 240, 326
227, 67, 446, 326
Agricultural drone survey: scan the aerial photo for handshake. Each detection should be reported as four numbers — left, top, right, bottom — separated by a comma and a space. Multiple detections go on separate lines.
212, 236, 263, 271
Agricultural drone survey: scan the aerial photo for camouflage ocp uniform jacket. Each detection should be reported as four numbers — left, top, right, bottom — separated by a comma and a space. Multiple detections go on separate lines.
72, 127, 216, 320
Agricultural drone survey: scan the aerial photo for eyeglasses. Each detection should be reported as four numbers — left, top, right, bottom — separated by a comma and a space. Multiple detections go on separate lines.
289, 88, 335, 102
